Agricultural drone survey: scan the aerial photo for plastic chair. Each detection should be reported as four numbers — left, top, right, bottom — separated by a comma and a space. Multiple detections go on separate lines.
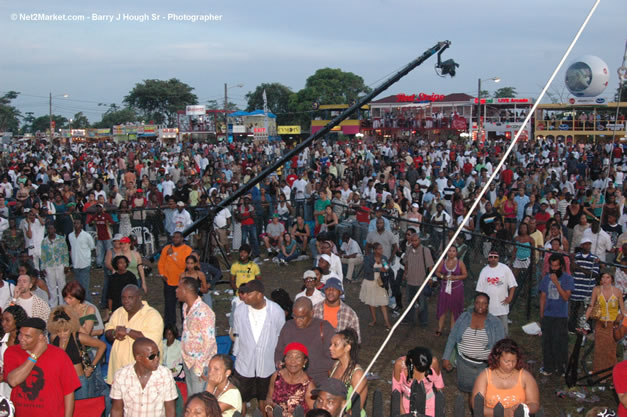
73, 396, 106, 417
130, 227, 154, 256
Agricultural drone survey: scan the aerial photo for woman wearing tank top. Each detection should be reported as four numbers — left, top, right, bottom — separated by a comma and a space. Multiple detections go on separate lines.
48, 306, 107, 400
472, 339, 539, 417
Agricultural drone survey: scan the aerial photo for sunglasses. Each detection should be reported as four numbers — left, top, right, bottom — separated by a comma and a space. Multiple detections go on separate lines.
488, 255, 499, 259
146, 352, 160, 360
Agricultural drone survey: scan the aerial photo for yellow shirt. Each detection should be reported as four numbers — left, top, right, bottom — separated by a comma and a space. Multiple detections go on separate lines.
230, 261, 260, 290
105, 301, 164, 384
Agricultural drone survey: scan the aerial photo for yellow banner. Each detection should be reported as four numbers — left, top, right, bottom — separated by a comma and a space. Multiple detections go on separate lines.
278, 125, 301, 134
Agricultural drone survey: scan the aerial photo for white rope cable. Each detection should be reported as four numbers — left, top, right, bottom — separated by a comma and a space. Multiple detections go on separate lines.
345, 0, 602, 411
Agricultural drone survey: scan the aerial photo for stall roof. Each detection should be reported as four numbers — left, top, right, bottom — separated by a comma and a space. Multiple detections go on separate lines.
230, 110, 277, 118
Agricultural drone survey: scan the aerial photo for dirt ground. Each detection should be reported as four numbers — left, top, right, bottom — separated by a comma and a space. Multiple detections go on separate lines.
89, 252, 620, 416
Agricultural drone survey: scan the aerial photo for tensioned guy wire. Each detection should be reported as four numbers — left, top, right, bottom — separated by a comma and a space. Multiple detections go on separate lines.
345, 0, 602, 411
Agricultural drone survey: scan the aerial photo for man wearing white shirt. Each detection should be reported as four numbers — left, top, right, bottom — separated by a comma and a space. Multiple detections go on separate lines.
161, 175, 175, 198
339, 233, 363, 283
213, 196, 231, 250
317, 252, 343, 285
294, 270, 325, 306
476, 250, 517, 335
582, 221, 613, 263
20, 209, 46, 271
172, 202, 193, 234
68, 218, 95, 301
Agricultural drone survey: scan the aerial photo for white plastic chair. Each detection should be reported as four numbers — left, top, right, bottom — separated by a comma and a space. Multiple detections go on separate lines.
131, 227, 154, 256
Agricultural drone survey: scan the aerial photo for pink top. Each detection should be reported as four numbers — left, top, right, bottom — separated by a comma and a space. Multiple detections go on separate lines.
392, 357, 444, 417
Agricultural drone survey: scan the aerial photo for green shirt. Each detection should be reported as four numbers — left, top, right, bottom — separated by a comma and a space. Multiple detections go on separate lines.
314, 198, 331, 225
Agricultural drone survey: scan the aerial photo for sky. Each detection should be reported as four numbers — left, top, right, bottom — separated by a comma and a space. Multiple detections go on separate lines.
1, 0, 625, 123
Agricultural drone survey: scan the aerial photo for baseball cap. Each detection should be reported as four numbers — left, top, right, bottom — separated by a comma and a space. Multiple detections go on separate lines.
176, 201, 185, 207
238, 279, 264, 294
312, 378, 348, 398
303, 270, 317, 280
319, 254, 332, 264
112, 234, 124, 242
321, 277, 343, 293
580, 237, 592, 245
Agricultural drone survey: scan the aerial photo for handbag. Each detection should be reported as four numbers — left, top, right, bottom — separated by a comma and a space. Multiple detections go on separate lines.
589, 300, 602, 320
75, 334, 93, 370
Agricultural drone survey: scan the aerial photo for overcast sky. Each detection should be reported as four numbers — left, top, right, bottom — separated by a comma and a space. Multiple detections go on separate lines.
2, 0, 625, 122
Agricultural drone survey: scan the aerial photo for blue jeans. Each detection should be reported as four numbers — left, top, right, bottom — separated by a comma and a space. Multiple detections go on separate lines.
405, 284, 429, 326
202, 291, 213, 309
73, 267, 92, 301
278, 249, 301, 263
95, 239, 112, 268
241, 224, 260, 257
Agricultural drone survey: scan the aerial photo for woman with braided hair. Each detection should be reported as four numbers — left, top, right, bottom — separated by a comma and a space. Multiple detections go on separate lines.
392, 346, 444, 417
0, 305, 28, 398
329, 328, 367, 415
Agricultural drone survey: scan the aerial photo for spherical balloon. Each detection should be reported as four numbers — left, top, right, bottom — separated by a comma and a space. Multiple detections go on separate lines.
565, 55, 609, 97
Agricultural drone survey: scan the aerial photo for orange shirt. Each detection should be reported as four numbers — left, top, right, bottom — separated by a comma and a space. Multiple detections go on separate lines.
323, 304, 339, 328
158, 243, 192, 287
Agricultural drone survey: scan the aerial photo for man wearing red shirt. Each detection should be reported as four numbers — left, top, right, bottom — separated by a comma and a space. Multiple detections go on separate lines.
501, 167, 514, 186
615, 359, 627, 417
4, 318, 80, 417
88, 203, 114, 268
534, 201, 551, 233
286, 169, 298, 187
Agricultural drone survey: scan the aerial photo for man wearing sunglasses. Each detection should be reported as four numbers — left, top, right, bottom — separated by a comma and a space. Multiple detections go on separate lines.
110, 338, 177, 417
476, 250, 518, 335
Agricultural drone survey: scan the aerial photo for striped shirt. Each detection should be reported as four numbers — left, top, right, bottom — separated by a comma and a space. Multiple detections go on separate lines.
572, 252, 600, 301
458, 327, 490, 361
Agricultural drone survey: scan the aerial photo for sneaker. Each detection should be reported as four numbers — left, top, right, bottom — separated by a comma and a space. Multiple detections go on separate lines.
280, 259, 288, 266
253, 257, 261, 263
539, 367, 552, 376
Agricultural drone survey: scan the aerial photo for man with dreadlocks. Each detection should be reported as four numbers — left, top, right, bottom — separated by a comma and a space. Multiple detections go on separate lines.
392, 346, 444, 417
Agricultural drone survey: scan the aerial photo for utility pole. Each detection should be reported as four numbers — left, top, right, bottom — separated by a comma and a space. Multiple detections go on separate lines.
49, 92, 53, 140
224, 83, 228, 140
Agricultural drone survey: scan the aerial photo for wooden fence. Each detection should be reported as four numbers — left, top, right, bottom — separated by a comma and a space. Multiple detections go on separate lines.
231, 379, 545, 417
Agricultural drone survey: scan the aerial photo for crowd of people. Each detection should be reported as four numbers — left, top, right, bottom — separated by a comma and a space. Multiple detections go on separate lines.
0, 133, 626, 417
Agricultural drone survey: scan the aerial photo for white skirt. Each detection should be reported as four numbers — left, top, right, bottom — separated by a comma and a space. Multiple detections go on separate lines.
359, 278, 389, 307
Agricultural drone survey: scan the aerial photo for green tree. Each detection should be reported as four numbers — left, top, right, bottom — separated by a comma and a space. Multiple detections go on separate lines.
245, 83, 294, 124
493, 87, 518, 98
124, 78, 198, 126
20, 112, 35, 134
206, 99, 239, 111
31, 115, 68, 133
289, 68, 371, 128
479, 90, 490, 98
93, 105, 138, 128
0, 91, 21, 133
70, 112, 90, 128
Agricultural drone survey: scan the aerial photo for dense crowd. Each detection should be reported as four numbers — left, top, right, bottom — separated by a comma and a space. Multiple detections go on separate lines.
0, 134, 626, 417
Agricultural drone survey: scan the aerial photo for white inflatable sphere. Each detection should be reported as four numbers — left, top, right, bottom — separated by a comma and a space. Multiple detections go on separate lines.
565, 55, 610, 97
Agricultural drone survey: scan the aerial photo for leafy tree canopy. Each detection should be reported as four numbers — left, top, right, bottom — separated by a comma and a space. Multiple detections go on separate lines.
124, 78, 198, 127
0, 91, 21, 133
493, 87, 518, 98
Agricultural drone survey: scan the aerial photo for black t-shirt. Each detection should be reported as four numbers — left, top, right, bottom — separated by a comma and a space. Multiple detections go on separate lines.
107, 271, 138, 310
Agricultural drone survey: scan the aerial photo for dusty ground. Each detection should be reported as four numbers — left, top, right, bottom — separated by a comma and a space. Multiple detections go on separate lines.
89, 252, 621, 416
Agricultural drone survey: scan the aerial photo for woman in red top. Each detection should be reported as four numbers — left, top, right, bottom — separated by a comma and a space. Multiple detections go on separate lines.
501, 191, 518, 236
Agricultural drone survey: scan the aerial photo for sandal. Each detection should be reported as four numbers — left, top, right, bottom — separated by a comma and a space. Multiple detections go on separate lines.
368, 321, 376, 327
435, 331, 442, 337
